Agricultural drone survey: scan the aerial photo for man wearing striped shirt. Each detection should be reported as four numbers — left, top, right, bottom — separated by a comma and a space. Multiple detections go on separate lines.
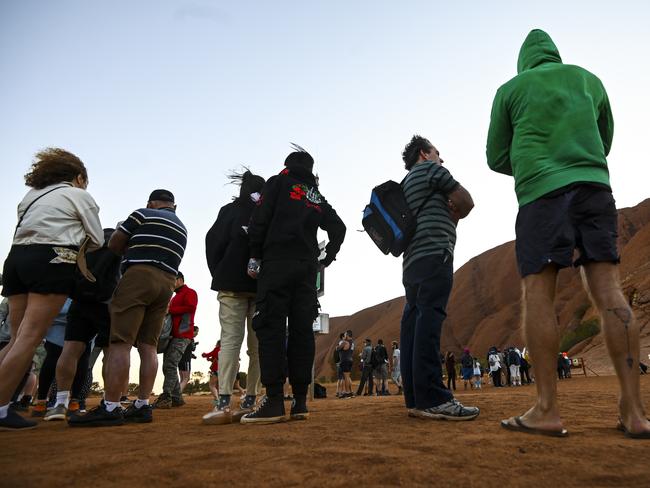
399, 135, 479, 421
69, 189, 187, 427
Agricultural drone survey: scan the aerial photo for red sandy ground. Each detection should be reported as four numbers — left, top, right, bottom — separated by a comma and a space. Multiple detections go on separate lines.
1, 375, 649, 488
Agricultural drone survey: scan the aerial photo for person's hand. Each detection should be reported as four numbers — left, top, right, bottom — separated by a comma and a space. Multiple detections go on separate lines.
247, 258, 261, 279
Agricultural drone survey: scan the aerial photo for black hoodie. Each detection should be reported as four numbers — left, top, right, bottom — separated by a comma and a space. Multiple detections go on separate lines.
206, 197, 259, 293
249, 166, 346, 265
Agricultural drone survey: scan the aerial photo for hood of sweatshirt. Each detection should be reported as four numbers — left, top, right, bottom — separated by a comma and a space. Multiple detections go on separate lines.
517, 29, 562, 73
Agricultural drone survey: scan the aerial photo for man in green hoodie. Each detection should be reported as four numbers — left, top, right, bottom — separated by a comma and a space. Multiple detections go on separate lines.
487, 29, 650, 438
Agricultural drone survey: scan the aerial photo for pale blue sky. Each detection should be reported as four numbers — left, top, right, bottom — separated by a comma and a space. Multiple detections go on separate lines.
2, 1, 649, 387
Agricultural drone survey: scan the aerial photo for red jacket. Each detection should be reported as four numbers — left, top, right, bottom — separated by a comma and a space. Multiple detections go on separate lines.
168, 284, 198, 340
203, 345, 220, 372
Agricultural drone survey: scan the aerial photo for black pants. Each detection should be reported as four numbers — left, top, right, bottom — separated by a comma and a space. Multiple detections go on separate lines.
521, 365, 532, 384
356, 366, 374, 395
38, 341, 90, 401
491, 370, 502, 387
253, 260, 318, 397
400, 254, 454, 410
446, 371, 456, 391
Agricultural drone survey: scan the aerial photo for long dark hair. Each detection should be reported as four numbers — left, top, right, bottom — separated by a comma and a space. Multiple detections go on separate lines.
227, 168, 265, 200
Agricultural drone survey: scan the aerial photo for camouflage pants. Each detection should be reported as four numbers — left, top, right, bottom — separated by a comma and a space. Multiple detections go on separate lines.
162, 338, 191, 399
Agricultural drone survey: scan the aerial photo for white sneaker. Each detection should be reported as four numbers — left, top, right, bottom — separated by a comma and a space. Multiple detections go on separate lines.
202, 405, 232, 425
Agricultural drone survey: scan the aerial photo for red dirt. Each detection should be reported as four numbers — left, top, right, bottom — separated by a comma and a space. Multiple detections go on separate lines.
1, 375, 649, 487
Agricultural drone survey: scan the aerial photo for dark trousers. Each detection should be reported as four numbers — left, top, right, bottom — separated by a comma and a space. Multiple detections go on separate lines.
521, 365, 532, 384
491, 370, 502, 387
253, 260, 318, 397
446, 371, 456, 391
356, 366, 374, 395
38, 341, 90, 401
400, 254, 454, 410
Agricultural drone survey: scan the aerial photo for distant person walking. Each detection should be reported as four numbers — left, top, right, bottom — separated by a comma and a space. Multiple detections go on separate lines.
488, 29, 650, 437
488, 349, 502, 388
337, 330, 354, 398
399, 135, 478, 421
391, 341, 402, 395
445, 352, 456, 391
460, 348, 474, 390
356, 339, 375, 396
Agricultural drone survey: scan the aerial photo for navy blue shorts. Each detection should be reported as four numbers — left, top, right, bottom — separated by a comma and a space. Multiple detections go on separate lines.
515, 184, 619, 277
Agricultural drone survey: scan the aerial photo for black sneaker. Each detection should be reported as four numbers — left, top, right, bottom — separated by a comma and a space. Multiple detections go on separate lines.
289, 396, 309, 421
68, 401, 125, 427
10, 401, 28, 412
123, 403, 153, 423
240, 395, 286, 424
0, 409, 38, 431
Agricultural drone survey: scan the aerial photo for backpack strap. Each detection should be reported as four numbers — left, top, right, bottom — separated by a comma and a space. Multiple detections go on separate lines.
14, 185, 69, 237
400, 175, 438, 218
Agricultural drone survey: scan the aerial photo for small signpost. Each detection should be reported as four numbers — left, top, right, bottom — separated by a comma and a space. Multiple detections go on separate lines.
310, 241, 329, 399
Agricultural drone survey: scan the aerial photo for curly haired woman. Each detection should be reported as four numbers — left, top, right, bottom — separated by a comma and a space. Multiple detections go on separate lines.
0, 148, 103, 430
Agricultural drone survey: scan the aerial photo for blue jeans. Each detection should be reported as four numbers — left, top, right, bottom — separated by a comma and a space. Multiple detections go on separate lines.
400, 253, 454, 410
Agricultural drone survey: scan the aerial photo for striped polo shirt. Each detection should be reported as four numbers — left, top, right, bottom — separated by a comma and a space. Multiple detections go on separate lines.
119, 207, 187, 275
401, 161, 459, 271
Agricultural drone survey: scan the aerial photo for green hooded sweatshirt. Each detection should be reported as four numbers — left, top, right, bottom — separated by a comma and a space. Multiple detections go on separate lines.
486, 29, 614, 207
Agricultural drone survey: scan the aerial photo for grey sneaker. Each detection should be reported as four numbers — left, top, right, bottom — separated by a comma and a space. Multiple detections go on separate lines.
417, 399, 479, 421
44, 404, 67, 421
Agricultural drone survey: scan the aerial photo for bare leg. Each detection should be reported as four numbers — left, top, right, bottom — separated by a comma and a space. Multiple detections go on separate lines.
0, 294, 67, 405
0, 294, 28, 366
104, 343, 131, 402
56, 341, 87, 391
504, 266, 565, 432
137, 343, 158, 401
209, 375, 219, 399
583, 262, 650, 435
179, 370, 190, 393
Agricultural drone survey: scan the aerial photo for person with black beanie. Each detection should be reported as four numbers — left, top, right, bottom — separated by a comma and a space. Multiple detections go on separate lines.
241, 145, 346, 424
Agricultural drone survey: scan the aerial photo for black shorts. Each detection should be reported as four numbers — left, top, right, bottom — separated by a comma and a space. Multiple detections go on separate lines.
65, 301, 111, 345
515, 184, 619, 277
178, 342, 193, 372
340, 360, 353, 373
1, 245, 77, 297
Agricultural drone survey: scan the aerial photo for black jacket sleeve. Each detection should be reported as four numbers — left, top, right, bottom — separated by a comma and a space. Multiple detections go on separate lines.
248, 176, 281, 259
205, 206, 233, 277
319, 202, 346, 266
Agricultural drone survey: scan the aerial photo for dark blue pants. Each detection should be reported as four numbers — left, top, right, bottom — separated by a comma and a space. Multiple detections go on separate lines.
400, 254, 454, 410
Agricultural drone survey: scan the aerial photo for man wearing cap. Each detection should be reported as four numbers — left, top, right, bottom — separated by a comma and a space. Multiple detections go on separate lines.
69, 189, 187, 427
153, 271, 197, 409
241, 146, 346, 424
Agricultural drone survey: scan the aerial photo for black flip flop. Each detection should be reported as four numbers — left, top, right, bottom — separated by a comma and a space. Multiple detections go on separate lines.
616, 418, 650, 439
501, 416, 568, 438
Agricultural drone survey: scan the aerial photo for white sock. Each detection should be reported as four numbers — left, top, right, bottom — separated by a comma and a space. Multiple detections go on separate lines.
104, 400, 121, 412
0, 403, 9, 419
134, 399, 149, 408
56, 391, 70, 408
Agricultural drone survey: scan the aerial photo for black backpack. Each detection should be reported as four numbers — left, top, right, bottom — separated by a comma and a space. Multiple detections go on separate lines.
362, 180, 434, 257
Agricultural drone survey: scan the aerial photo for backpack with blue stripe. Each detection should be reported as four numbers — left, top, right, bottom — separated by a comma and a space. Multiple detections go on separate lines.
361, 180, 421, 257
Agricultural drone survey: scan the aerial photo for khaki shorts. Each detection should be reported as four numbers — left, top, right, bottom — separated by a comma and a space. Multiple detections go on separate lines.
110, 265, 176, 346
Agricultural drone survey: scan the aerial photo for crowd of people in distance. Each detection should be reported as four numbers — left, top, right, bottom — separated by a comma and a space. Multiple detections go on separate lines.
1, 28, 649, 438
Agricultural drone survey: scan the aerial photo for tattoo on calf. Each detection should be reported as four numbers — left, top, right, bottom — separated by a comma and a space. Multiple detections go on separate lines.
607, 307, 634, 369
